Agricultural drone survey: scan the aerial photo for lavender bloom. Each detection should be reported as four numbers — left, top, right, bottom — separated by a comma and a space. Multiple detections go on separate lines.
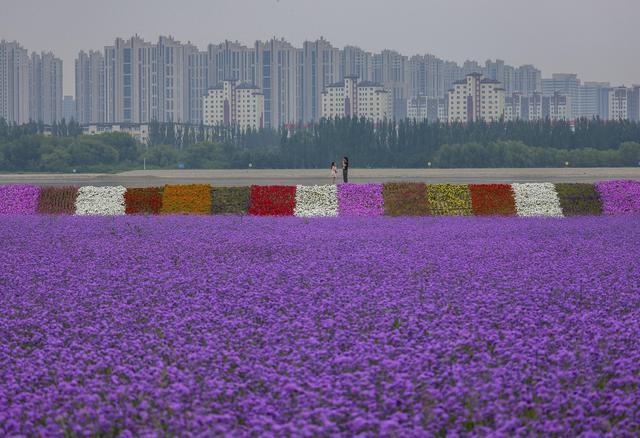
337, 183, 384, 216
0, 184, 41, 214
0, 216, 639, 436
595, 180, 640, 214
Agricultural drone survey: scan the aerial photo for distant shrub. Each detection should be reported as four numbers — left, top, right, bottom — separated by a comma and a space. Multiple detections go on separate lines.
161, 184, 212, 215
125, 187, 163, 214
469, 184, 516, 216
512, 183, 563, 217
595, 180, 640, 214
337, 183, 384, 217
37, 186, 78, 214
212, 186, 251, 214
554, 184, 602, 216
294, 185, 338, 217
249, 185, 296, 216
426, 184, 472, 216
0, 184, 41, 214
382, 183, 429, 216
75, 186, 126, 216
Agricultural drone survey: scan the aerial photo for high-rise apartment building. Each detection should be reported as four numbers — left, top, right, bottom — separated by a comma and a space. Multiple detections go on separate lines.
63, 95, 75, 120
542, 92, 570, 121
373, 50, 409, 119
255, 38, 300, 128
629, 85, 640, 122
104, 35, 189, 124
321, 76, 391, 122
0, 40, 30, 124
447, 73, 505, 123
514, 65, 542, 96
186, 46, 210, 124
576, 81, 609, 119
30, 52, 63, 124
341, 46, 373, 83
75, 50, 105, 124
542, 73, 580, 119
302, 38, 341, 122
606, 87, 630, 120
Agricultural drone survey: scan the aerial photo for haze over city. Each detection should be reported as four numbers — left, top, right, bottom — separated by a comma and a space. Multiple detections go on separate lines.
2, 0, 639, 94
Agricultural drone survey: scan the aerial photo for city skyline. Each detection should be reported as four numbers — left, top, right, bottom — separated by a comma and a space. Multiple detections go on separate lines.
1, 0, 639, 95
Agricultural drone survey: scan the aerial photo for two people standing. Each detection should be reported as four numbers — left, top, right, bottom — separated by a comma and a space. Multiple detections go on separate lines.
330, 157, 349, 184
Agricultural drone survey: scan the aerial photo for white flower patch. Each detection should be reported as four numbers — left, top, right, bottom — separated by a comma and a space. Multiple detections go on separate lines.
512, 183, 563, 217
294, 185, 338, 217
75, 186, 126, 216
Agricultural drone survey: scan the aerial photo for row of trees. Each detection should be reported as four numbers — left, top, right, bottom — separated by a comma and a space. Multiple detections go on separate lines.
1, 117, 639, 171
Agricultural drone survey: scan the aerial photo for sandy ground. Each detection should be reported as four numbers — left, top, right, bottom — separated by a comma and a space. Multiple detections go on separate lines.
0, 168, 639, 186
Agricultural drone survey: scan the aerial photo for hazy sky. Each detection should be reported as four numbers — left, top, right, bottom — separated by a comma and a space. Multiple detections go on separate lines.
1, 0, 638, 95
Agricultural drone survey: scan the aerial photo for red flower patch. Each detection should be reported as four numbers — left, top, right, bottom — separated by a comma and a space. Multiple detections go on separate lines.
125, 187, 163, 214
469, 184, 517, 216
249, 185, 296, 216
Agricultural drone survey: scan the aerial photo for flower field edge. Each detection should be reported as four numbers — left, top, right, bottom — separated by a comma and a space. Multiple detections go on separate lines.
1, 182, 639, 216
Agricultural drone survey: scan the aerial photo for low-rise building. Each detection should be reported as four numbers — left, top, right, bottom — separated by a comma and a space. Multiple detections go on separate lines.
447, 73, 505, 123
203, 79, 264, 130
543, 92, 570, 121
407, 96, 448, 121
81, 123, 150, 143
321, 76, 391, 122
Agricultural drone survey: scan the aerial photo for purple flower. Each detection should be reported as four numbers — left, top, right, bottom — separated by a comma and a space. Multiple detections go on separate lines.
0, 184, 41, 214
337, 183, 384, 216
595, 180, 640, 214
1, 215, 639, 435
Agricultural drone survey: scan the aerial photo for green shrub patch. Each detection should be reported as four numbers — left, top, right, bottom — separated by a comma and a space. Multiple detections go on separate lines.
555, 183, 603, 216
382, 183, 429, 216
212, 186, 251, 214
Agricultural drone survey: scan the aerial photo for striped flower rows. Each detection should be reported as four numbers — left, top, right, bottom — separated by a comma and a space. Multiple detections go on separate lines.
0, 181, 639, 216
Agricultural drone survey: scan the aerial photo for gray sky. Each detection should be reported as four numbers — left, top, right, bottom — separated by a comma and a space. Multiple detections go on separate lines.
1, 0, 638, 95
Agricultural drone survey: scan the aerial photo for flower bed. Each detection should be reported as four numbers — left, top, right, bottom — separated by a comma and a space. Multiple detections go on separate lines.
248, 185, 296, 216
554, 183, 602, 216
212, 186, 251, 215
294, 185, 338, 217
0, 184, 41, 214
595, 180, 640, 214
37, 186, 79, 214
426, 184, 472, 216
161, 184, 212, 215
382, 182, 429, 216
512, 183, 563, 217
337, 183, 384, 216
124, 187, 163, 214
469, 184, 517, 216
75, 186, 126, 215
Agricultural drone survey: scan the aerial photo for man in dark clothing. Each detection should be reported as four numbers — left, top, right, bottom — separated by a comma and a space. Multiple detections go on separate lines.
342, 157, 349, 183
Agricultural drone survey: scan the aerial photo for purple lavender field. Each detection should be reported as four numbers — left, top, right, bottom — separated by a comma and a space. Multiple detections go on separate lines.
1, 215, 640, 436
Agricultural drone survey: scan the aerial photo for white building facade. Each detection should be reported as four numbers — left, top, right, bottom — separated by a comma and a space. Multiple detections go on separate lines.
203, 79, 264, 130
447, 73, 505, 123
321, 77, 391, 122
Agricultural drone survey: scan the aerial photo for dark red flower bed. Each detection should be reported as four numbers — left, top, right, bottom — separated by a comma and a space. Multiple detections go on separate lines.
36, 186, 78, 214
248, 185, 296, 216
382, 183, 429, 216
469, 184, 517, 216
125, 187, 163, 214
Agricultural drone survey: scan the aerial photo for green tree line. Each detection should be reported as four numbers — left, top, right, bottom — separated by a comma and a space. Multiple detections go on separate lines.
1, 117, 639, 172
